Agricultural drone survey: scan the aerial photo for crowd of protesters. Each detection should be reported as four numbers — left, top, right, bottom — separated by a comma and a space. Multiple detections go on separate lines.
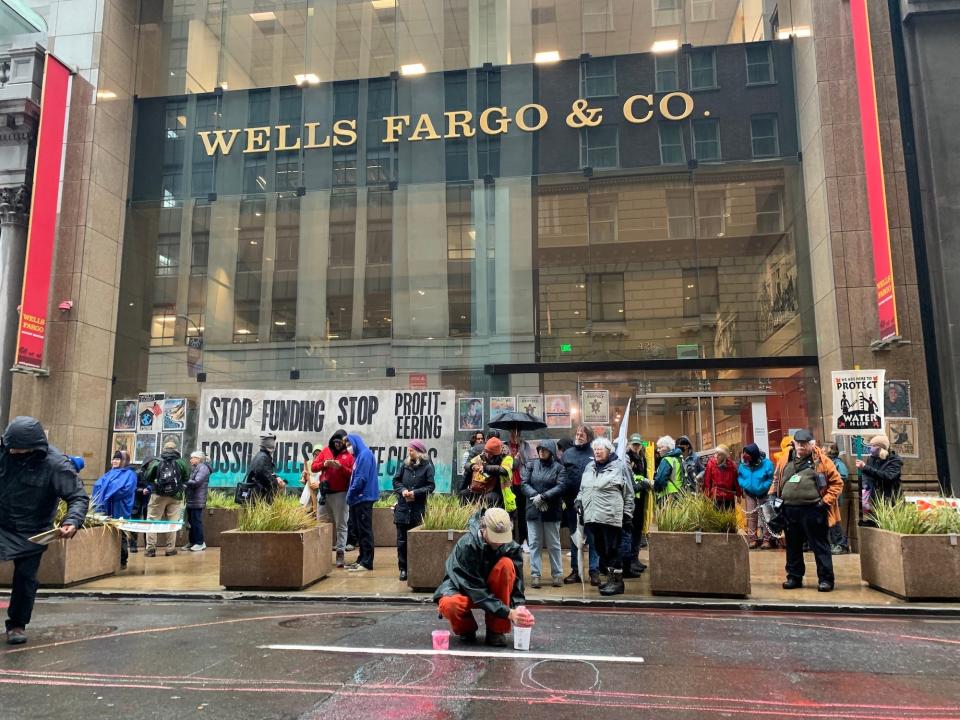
2, 408, 906, 645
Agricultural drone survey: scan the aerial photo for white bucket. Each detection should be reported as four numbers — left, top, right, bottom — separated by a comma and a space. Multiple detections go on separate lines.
513, 625, 532, 651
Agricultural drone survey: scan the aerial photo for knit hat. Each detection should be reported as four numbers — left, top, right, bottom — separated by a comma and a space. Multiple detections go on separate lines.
869, 434, 890, 450
484, 437, 503, 455
482, 507, 513, 544
742, 443, 761, 462
112, 450, 124, 460
409, 440, 427, 454
557, 437, 574, 452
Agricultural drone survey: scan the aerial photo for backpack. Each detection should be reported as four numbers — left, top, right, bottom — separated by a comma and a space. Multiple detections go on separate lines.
155, 457, 183, 496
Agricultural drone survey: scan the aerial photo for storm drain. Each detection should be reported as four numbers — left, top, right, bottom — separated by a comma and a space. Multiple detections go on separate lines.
279, 615, 377, 631
29, 624, 117, 643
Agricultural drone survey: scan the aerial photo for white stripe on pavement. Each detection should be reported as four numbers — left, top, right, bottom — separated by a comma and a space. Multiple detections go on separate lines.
259, 643, 644, 664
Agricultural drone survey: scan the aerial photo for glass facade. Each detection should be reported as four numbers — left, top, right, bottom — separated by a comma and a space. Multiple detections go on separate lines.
115, 0, 820, 457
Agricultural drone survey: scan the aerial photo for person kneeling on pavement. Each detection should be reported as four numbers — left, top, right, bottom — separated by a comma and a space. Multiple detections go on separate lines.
434, 507, 534, 647
770, 429, 843, 593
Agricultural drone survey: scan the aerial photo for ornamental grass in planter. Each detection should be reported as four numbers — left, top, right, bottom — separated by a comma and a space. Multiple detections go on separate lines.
220, 494, 331, 590
0, 502, 121, 588
373, 493, 398, 547
406, 495, 480, 591
859, 497, 960, 600
649, 492, 750, 597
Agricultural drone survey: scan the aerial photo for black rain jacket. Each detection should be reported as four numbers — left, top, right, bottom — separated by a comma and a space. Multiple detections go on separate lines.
0, 417, 89, 559
433, 512, 525, 618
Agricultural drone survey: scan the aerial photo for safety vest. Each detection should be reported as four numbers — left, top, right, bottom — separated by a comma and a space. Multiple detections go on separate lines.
659, 456, 684, 497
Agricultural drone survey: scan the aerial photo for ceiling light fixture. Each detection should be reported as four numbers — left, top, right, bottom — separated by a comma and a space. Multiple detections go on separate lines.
294, 73, 321, 86
651, 39, 679, 54
371, 0, 398, 8
534, 50, 560, 64
249, 11, 277, 22
777, 26, 811, 39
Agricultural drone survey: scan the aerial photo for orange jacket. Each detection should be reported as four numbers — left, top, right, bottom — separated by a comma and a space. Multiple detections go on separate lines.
769, 445, 843, 527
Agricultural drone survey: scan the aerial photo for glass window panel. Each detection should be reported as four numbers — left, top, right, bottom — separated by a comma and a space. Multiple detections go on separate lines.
693, 119, 721, 161
587, 273, 625, 321
751, 114, 780, 158
580, 126, 619, 169
746, 43, 775, 84
659, 124, 685, 165
581, 57, 616, 98
589, 194, 618, 244
689, 0, 716, 22
689, 50, 717, 90
655, 54, 679, 93
583, 0, 614, 32
653, 0, 682, 26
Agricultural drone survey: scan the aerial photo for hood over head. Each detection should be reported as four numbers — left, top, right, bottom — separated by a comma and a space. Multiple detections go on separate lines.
328, 429, 348, 452
2, 416, 49, 453
538, 439, 558, 461
345, 433, 371, 457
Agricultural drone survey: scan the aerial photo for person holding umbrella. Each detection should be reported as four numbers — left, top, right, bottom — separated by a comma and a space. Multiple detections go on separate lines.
488, 411, 545, 548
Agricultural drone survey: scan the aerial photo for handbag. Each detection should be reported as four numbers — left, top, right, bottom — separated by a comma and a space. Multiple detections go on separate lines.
761, 497, 786, 535
233, 478, 257, 504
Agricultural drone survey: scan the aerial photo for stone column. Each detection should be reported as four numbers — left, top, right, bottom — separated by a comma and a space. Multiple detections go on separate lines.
0, 186, 29, 428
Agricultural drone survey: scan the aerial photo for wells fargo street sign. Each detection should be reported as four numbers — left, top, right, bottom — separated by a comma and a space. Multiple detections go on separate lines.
198, 92, 696, 156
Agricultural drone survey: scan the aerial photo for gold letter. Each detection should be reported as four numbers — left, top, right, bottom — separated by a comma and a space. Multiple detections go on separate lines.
275, 124, 301, 151
623, 94, 654, 124
243, 126, 272, 153
198, 129, 241, 156
383, 115, 410, 143
444, 110, 476, 138
408, 114, 441, 142
514, 103, 548, 132
660, 92, 694, 121
303, 122, 331, 149
333, 119, 358, 147
479, 106, 511, 135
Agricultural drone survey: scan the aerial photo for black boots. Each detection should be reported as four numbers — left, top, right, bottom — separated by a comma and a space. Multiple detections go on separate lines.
599, 569, 624, 596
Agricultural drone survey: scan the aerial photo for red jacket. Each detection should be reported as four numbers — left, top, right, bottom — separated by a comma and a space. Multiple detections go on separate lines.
703, 457, 741, 502
311, 448, 354, 493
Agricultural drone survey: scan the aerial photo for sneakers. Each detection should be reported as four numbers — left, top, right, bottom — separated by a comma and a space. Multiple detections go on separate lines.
165, 549, 178, 556
190, 543, 207, 552
818, 581, 835, 592
128, 546, 138, 554
399, 570, 408, 581
484, 632, 508, 648
552, 576, 563, 587
345, 562, 371, 572
5, 628, 26, 645
563, 571, 582, 585
336, 550, 345, 568
345, 544, 356, 552
830, 544, 848, 555
530, 575, 541, 589
144, 548, 156, 557
521, 541, 530, 555
782, 576, 803, 590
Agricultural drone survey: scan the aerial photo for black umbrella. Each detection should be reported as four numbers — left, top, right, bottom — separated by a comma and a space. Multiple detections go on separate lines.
488, 411, 547, 432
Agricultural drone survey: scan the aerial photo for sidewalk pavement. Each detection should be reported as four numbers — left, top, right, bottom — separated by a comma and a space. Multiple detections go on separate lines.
26, 544, 959, 615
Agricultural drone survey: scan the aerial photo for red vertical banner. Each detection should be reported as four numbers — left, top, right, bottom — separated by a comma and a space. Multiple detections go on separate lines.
14, 54, 72, 369
849, 0, 899, 341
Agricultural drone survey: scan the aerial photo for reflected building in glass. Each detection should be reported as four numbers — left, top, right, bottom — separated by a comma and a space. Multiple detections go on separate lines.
5, 0, 943, 490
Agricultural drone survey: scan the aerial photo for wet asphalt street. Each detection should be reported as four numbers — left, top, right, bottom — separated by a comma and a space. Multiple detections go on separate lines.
0, 599, 958, 720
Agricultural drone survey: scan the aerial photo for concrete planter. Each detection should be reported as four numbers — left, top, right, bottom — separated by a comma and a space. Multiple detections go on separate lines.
859, 526, 960, 600
373, 507, 398, 547
0, 526, 121, 588
648, 531, 751, 597
177, 507, 239, 548
220, 523, 332, 590
406, 527, 469, 591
